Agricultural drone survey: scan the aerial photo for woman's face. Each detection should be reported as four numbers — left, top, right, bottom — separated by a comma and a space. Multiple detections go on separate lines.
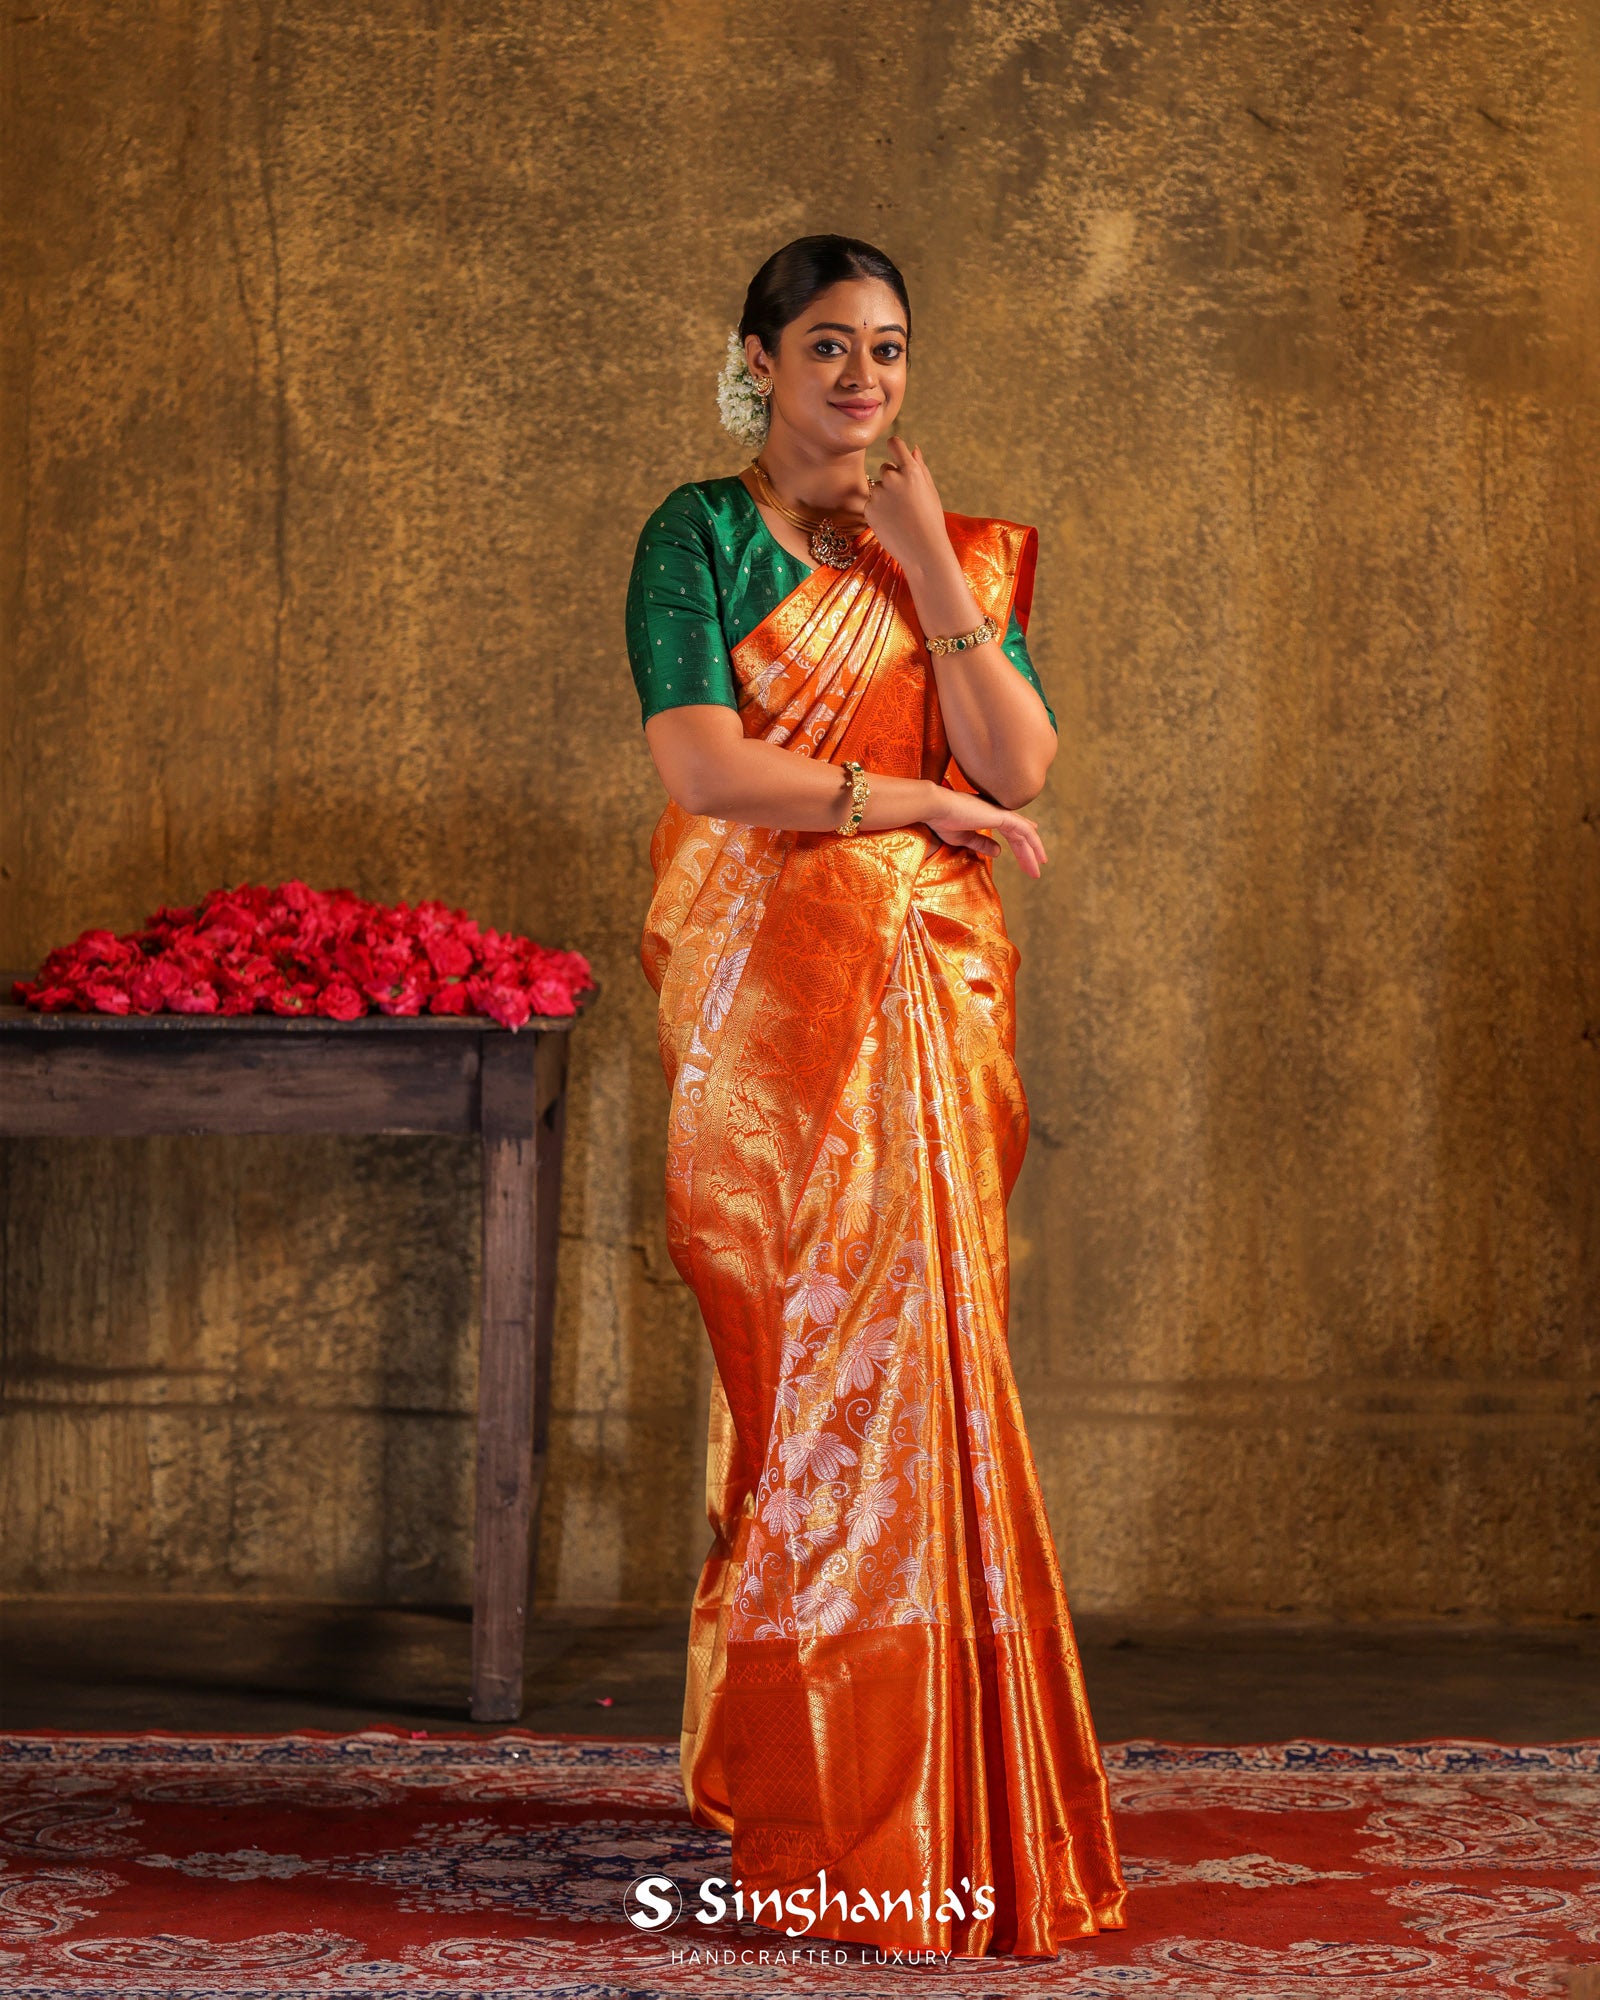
747, 276, 908, 454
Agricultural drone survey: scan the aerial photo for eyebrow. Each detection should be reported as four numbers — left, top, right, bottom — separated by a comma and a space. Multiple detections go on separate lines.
806, 319, 908, 336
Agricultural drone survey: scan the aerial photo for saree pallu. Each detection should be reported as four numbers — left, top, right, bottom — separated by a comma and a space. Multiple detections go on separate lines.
641, 516, 1127, 1958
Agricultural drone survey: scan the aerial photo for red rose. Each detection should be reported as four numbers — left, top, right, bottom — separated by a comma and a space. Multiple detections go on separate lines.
217, 954, 272, 998
529, 973, 577, 1015
425, 934, 473, 979
129, 962, 181, 1012
337, 942, 377, 989
375, 974, 428, 1016
315, 979, 365, 1021
469, 975, 532, 1030
81, 979, 132, 1014
368, 944, 414, 986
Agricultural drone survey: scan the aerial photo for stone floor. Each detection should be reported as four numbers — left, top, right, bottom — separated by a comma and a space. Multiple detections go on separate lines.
2, 1599, 1596, 1743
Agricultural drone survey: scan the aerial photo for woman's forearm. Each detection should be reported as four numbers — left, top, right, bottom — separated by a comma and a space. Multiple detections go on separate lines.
899, 549, 1057, 807
646, 716, 938, 832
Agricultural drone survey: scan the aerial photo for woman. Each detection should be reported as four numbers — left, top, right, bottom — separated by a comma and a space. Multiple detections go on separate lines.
626, 235, 1126, 1958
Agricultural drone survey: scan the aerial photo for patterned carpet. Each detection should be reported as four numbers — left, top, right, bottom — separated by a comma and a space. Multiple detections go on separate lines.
1, 1730, 1596, 1998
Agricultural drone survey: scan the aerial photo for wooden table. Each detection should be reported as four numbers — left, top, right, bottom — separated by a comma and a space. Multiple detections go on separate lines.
0, 981, 595, 1722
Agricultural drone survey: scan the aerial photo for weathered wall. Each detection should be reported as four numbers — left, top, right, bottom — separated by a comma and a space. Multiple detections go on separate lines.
2, 1, 1595, 1620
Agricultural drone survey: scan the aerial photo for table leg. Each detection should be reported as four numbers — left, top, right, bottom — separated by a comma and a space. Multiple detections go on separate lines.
471, 1032, 554, 1723
531, 1033, 569, 1485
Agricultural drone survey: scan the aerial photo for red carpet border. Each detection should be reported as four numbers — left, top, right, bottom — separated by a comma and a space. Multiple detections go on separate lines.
0, 1730, 1596, 1998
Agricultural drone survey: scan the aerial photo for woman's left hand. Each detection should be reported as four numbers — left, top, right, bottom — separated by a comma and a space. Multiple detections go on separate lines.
862, 437, 956, 580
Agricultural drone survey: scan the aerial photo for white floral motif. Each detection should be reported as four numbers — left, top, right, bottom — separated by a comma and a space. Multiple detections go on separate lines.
778, 1430, 858, 1483
792, 1578, 856, 1634
783, 1267, 850, 1328
834, 1184, 879, 1235
834, 1321, 897, 1394
983, 1560, 1010, 1616
701, 945, 750, 1031
889, 1551, 938, 1625
759, 1487, 809, 1534
844, 1478, 899, 1550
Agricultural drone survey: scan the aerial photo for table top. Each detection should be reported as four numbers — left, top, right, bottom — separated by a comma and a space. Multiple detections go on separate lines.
0, 977, 598, 1036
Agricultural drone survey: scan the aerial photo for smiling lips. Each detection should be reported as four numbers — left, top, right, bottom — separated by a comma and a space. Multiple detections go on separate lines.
832, 398, 881, 419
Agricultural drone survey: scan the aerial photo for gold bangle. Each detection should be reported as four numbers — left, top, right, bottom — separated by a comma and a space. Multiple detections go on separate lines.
926, 612, 1000, 656
836, 760, 870, 836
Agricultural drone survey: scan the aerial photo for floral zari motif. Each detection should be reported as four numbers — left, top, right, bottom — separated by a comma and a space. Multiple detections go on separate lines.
640, 518, 1127, 1957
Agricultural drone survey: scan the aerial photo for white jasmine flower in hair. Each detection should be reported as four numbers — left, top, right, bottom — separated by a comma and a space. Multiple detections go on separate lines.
716, 328, 771, 447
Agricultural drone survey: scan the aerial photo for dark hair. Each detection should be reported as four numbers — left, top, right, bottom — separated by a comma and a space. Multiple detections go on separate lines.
738, 234, 912, 354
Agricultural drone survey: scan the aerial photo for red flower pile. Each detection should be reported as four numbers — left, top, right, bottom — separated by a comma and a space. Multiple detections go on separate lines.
12, 881, 595, 1032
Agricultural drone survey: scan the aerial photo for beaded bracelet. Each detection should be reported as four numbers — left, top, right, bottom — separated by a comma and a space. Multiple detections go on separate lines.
836, 760, 870, 837
926, 611, 1000, 656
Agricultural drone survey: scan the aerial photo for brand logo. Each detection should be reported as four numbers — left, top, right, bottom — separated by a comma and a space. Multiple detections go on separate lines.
623, 1875, 683, 1930
621, 1868, 993, 1936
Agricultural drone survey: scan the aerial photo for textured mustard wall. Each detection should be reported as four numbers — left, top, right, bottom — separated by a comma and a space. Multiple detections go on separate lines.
2, 2, 1595, 1620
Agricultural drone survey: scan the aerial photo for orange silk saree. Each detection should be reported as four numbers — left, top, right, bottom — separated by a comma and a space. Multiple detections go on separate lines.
640, 515, 1127, 1957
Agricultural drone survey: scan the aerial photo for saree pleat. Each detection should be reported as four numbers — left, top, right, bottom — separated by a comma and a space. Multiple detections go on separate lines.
642, 520, 1126, 1957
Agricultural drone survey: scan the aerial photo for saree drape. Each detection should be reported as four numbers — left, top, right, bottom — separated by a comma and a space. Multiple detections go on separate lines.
640, 515, 1127, 1958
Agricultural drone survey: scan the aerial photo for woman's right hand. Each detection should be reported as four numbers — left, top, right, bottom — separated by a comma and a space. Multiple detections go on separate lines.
920, 784, 1047, 879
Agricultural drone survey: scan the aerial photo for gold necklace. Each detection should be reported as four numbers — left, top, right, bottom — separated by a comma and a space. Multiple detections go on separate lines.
749, 458, 867, 569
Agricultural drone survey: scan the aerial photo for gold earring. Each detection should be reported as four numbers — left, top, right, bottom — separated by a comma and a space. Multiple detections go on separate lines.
754, 376, 773, 397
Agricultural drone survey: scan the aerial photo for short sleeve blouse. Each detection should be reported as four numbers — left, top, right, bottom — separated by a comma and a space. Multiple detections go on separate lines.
625, 475, 1055, 731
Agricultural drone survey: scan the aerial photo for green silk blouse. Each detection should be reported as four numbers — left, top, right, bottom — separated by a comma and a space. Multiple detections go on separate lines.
625, 474, 1055, 730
